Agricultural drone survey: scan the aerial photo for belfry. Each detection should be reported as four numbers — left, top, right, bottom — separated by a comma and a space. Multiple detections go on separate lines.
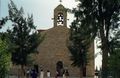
36, 2, 94, 77
53, 3, 67, 27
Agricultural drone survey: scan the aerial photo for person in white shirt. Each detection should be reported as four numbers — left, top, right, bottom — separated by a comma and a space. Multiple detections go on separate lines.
47, 70, 50, 78
40, 69, 44, 78
65, 69, 69, 78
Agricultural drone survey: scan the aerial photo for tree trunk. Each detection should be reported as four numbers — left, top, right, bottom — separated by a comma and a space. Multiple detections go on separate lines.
101, 41, 109, 78
99, 23, 109, 78
21, 65, 25, 78
80, 67, 83, 78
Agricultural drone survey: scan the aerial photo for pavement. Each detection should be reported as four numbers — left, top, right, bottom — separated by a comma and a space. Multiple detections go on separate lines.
8, 76, 95, 78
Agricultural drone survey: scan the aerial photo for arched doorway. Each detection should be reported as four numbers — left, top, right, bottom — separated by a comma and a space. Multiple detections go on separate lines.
56, 61, 64, 76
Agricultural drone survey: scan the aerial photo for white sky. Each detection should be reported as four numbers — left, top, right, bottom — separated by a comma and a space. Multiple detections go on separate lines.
0, 0, 77, 30
0, 0, 102, 70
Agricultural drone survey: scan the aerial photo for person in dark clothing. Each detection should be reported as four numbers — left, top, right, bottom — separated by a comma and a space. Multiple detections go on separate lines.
31, 69, 37, 78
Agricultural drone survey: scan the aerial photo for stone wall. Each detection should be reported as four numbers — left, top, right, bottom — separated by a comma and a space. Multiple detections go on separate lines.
36, 26, 94, 77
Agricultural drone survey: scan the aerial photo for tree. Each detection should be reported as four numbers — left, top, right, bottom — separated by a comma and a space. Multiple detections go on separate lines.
108, 49, 120, 78
69, 0, 120, 78
0, 16, 8, 28
0, 34, 11, 78
5, 0, 42, 76
108, 30, 120, 77
68, 22, 88, 78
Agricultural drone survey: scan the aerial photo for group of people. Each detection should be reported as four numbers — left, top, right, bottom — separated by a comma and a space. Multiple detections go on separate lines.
26, 68, 50, 78
63, 69, 69, 78
56, 69, 69, 78
25, 68, 69, 78
26, 68, 38, 78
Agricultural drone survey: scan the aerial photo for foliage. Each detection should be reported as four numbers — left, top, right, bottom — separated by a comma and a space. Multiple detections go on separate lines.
0, 17, 8, 28
68, 20, 89, 78
6, 0, 42, 66
69, 0, 120, 77
68, 23, 88, 67
108, 49, 120, 78
0, 35, 11, 78
108, 30, 120, 77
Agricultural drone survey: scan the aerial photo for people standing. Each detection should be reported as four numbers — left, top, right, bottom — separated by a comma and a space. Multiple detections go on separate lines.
47, 70, 50, 78
63, 69, 66, 78
63, 73, 66, 78
30, 69, 38, 78
40, 69, 44, 78
26, 68, 30, 78
55, 71, 59, 78
65, 69, 69, 78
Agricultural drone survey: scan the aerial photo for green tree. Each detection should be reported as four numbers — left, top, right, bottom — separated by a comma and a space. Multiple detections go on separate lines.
108, 49, 120, 78
68, 27, 88, 78
0, 16, 8, 29
108, 30, 120, 77
6, 0, 42, 76
69, 0, 120, 78
0, 34, 11, 78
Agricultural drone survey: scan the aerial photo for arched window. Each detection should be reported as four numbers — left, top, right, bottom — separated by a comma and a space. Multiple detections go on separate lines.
57, 13, 64, 26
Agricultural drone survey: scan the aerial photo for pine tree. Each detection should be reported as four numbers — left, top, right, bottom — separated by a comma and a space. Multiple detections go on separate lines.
6, 0, 43, 76
0, 17, 8, 28
68, 20, 88, 78
0, 34, 11, 78
108, 30, 120, 77
69, 0, 120, 78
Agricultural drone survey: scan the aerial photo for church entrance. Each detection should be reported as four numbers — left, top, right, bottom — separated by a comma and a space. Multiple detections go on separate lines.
56, 61, 64, 76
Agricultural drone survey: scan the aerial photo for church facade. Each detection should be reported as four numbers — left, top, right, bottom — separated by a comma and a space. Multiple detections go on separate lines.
36, 4, 94, 77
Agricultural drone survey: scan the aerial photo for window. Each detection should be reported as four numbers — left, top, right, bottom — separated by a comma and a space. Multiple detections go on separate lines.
57, 13, 64, 26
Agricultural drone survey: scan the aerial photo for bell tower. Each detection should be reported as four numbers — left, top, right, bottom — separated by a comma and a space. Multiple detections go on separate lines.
53, 2, 67, 27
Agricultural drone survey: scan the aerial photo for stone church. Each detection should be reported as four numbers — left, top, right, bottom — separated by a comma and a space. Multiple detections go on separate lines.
35, 3, 95, 77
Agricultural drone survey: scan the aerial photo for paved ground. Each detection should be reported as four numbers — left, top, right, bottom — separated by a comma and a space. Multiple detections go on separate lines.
8, 76, 95, 78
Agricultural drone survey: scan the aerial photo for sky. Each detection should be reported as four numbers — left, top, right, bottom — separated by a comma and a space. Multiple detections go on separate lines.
0, 0, 102, 69
0, 0, 77, 30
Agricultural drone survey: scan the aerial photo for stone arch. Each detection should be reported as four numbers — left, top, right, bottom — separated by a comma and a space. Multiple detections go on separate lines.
56, 61, 64, 76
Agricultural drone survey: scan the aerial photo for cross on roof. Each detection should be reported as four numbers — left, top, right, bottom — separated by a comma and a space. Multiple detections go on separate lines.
59, 0, 62, 3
